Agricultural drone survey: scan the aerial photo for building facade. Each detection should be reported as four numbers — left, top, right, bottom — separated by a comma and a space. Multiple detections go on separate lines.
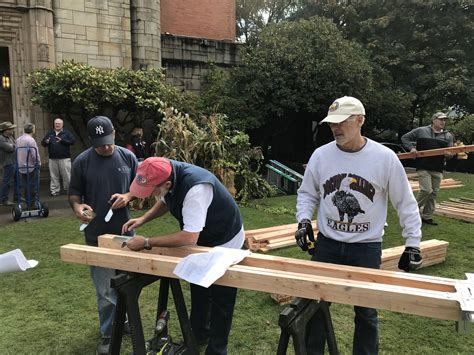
0, 0, 240, 158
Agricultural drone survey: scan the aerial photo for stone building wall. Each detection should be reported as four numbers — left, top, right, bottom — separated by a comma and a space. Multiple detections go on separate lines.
161, 0, 235, 41
0, 0, 55, 144
161, 34, 241, 94
53, 0, 132, 68
131, 0, 161, 70
0, 0, 241, 161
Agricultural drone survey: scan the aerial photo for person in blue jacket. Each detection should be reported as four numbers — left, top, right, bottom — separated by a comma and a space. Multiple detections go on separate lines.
41, 117, 75, 195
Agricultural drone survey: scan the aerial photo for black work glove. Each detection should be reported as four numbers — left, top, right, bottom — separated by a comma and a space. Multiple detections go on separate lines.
398, 247, 423, 272
295, 219, 315, 255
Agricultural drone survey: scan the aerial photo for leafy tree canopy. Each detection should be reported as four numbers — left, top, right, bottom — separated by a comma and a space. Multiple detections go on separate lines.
236, 0, 302, 42
202, 16, 386, 135
29, 61, 195, 145
295, 0, 474, 127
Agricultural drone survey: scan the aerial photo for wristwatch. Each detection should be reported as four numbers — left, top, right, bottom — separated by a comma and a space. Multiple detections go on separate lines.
144, 238, 152, 250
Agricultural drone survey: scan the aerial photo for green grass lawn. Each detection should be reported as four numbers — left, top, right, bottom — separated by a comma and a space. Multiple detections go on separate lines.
1, 172, 473, 354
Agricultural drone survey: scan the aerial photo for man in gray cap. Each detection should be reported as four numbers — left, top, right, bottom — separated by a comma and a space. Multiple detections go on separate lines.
401, 112, 454, 225
68, 116, 138, 354
0, 121, 17, 206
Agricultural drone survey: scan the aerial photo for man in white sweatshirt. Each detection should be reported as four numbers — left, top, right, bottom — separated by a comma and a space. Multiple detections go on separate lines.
295, 96, 422, 355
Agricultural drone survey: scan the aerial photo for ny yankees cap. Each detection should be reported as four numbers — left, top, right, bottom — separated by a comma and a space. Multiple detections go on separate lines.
130, 157, 172, 198
320, 96, 365, 124
87, 116, 115, 147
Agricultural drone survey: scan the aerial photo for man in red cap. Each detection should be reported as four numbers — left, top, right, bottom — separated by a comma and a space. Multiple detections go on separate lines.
123, 157, 244, 355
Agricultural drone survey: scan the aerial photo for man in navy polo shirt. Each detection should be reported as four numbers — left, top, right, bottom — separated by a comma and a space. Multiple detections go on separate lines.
69, 116, 138, 354
123, 157, 244, 355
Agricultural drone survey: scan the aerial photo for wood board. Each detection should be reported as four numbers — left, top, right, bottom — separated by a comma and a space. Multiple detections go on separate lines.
59, 235, 470, 323
434, 198, 474, 223
397, 145, 474, 160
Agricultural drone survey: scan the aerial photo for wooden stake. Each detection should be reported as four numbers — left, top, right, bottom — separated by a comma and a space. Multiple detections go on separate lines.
397, 145, 474, 160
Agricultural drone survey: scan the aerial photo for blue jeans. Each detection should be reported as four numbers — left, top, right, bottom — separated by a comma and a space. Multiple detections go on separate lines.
306, 233, 381, 355
190, 283, 237, 355
90, 266, 118, 337
0, 164, 15, 202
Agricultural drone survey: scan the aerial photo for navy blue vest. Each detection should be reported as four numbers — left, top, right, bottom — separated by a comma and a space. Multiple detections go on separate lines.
164, 160, 243, 247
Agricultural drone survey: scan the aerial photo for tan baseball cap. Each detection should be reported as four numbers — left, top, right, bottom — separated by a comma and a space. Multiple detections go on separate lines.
320, 96, 365, 124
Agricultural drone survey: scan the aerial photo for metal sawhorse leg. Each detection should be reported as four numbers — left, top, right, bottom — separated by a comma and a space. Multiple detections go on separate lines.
108, 272, 198, 355
277, 298, 339, 355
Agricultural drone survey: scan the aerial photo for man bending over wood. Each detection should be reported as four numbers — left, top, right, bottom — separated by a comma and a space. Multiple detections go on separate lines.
123, 157, 244, 355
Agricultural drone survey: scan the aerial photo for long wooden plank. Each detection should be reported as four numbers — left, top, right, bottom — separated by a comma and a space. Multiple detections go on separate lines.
60, 244, 461, 321
97, 235, 455, 291
439, 202, 474, 211
397, 145, 474, 160
251, 229, 296, 242
435, 206, 474, 215
244, 223, 301, 237
434, 209, 474, 223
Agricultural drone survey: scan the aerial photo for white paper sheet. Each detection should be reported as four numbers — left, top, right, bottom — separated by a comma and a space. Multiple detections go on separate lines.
173, 247, 251, 288
0, 249, 38, 274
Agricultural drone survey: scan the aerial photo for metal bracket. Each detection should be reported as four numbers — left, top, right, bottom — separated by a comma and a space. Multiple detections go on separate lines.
455, 273, 474, 334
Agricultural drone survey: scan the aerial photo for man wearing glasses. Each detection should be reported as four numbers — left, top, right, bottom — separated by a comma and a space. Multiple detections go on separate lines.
401, 112, 454, 225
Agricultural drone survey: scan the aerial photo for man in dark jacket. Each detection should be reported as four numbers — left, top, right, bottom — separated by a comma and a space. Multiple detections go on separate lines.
401, 112, 454, 225
0, 121, 16, 206
123, 157, 244, 355
41, 117, 75, 196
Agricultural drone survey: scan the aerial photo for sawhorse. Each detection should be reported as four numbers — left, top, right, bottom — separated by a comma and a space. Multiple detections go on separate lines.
108, 272, 199, 355
277, 298, 339, 355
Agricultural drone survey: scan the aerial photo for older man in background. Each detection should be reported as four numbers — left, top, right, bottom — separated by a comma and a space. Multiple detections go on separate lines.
41, 117, 75, 196
401, 112, 454, 225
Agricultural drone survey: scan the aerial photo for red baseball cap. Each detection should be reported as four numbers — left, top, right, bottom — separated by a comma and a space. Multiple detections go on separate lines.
130, 157, 172, 198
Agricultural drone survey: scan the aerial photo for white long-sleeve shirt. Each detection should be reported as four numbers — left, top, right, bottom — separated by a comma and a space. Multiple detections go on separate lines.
296, 138, 421, 248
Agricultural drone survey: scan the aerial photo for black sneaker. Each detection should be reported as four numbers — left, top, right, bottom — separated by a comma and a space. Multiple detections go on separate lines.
422, 218, 438, 226
96, 336, 111, 355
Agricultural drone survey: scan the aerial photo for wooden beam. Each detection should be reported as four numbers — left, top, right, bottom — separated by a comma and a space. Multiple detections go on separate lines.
61, 243, 462, 321
397, 145, 474, 160
97, 235, 455, 291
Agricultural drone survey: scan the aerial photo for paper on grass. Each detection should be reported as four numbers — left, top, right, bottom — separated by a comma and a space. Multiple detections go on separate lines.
0, 249, 38, 274
173, 247, 251, 288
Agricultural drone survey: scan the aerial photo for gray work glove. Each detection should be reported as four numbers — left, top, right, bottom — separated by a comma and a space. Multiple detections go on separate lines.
398, 247, 423, 272
295, 219, 315, 255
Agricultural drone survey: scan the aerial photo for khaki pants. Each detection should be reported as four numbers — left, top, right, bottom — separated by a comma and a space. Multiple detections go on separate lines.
49, 158, 71, 195
416, 169, 442, 220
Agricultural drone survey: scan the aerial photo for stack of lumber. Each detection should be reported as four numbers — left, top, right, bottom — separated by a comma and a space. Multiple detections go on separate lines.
407, 176, 464, 191
381, 239, 449, 271
271, 239, 449, 304
244, 221, 317, 253
434, 197, 474, 223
